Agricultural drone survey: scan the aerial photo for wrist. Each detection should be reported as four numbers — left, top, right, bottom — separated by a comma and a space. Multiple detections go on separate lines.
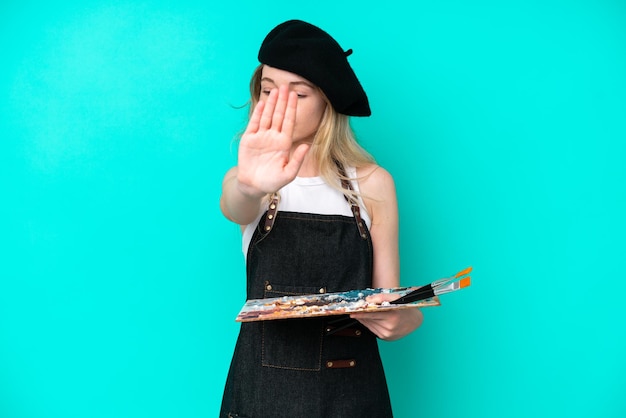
236, 180, 267, 200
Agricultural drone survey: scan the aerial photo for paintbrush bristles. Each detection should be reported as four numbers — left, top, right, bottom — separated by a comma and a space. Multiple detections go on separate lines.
455, 266, 473, 278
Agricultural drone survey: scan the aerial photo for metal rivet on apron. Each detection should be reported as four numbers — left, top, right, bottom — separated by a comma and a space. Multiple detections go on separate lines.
266, 284, 272, 291
354, 330, 362, 336
319, 287, 326, 294
326, 361, 333, 368
349, 360, 355, 367
269, 203, 276, 210
267, 214, 274, 220
265, 225, 271, 231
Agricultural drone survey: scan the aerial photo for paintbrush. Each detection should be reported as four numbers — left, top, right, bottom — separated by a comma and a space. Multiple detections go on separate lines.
391, 266, 472, 305
325, 267, 472, 336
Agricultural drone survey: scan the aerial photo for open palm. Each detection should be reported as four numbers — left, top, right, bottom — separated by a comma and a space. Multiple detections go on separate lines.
237, 86, 310, 197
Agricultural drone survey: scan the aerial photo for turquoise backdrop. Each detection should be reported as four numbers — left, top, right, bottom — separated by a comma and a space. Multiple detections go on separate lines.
2, 1, 625, 417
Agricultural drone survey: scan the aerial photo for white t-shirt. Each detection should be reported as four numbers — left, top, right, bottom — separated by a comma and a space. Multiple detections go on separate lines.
242, 167, 371, 257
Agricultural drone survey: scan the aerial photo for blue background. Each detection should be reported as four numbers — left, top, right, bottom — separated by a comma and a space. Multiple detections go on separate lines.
2, 1, 625, 417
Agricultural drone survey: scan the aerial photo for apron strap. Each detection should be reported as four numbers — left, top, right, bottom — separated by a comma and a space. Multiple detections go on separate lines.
262, 193, 280, 233
336, 164, 368, 240
261, 165, 368, 240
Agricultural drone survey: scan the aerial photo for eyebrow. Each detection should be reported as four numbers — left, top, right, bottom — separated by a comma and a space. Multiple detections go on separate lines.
261, 77, 315, 89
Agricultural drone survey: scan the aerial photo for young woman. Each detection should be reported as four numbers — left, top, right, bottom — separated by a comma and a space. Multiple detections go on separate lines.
220, 20, 423, 417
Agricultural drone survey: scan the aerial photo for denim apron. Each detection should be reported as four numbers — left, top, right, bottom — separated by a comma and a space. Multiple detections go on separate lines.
220, 196, 393, 417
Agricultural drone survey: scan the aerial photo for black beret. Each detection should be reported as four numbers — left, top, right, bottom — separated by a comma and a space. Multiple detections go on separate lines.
258, 20, 371, 117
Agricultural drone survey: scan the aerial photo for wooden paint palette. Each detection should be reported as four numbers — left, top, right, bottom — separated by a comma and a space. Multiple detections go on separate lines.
236, 287, 441, 322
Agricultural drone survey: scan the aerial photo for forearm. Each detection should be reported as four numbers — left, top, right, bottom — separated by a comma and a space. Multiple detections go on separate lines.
220, 169, 266, 225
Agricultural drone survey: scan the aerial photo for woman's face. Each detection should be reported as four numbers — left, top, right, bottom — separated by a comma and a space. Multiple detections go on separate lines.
259, 65, 327, 144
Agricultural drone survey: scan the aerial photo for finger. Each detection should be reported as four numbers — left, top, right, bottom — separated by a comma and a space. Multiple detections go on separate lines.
350, 312, 385, 320
271, 85, 289, 131
365, 293, 401, 304
259, 88, 278, 130
281, 90, 298, 137
353, 318, 386, 339
244, 99, 265, 135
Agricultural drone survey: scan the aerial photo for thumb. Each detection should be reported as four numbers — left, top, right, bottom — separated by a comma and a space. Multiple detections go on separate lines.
365, 292, 402, 304
283, 143, 311, 177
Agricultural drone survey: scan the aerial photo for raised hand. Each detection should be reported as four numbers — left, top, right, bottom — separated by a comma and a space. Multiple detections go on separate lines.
236, 85, 311, 198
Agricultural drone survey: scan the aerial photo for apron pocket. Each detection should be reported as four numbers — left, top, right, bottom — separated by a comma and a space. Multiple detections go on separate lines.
261, 283, 325, 371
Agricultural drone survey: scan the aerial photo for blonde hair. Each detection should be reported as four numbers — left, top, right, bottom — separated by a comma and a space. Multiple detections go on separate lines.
248, 64, 375, 197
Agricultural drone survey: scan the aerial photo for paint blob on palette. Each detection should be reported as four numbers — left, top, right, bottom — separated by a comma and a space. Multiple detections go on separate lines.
236, 287, 441, 322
